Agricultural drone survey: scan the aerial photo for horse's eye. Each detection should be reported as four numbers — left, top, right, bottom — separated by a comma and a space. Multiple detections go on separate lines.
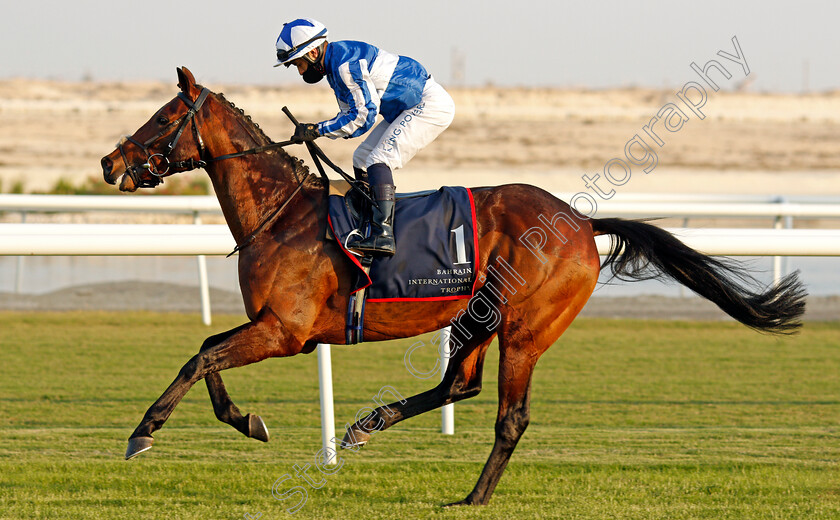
157, 116, 169, 125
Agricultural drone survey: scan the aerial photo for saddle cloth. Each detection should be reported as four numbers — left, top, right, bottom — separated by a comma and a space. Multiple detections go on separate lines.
327, 184, 478, 302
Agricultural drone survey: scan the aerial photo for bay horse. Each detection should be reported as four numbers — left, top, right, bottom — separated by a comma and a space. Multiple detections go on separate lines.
100, 67, 806, 507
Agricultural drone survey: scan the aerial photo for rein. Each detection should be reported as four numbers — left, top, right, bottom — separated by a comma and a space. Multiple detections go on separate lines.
120, 88, 374, 255
226, 172, 312, 258
118, 88, 303, 184
118, 89, 211, 188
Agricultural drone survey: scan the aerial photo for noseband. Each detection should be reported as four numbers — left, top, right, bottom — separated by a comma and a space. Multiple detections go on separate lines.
117, 88, 211, 188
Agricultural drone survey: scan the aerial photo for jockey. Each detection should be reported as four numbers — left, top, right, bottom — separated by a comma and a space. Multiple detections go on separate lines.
274, 18, 455, 257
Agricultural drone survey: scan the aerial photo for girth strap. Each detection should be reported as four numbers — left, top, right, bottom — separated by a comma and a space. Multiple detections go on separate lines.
346, 257, 373, 344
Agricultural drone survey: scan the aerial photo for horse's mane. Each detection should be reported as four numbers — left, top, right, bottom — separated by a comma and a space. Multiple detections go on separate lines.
210, 89, 323, 189
215, 91, 274, 144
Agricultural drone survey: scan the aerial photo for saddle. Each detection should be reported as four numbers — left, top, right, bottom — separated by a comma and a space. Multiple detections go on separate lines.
326, 180, 478, 343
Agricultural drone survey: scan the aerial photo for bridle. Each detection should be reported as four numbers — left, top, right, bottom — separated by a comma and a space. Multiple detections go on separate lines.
117, 88, 212, 188
118, 87, 307, 190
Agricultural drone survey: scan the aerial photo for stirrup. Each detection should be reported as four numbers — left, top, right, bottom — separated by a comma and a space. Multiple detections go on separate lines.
343, 230, 365, 257
350, 239, 395, 257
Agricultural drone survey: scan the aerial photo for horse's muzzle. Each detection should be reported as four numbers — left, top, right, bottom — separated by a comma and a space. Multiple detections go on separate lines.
101, 153, 139, 192
101, 156, 116, 184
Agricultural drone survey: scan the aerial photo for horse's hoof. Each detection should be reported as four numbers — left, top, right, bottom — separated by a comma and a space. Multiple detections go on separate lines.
442, 500, 466, 508
340, 426, 370, 450
442, 498, 475, 508
125, 436, 154, 460
443, 492, 485, 507
247, 414, 270, 442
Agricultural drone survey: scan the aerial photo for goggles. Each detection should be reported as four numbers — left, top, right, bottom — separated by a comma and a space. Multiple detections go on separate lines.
276, 28, 328, 64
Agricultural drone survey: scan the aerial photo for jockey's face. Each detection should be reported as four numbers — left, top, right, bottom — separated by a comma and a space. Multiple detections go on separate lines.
289, 58, 309, 76
288, 48, 321, 77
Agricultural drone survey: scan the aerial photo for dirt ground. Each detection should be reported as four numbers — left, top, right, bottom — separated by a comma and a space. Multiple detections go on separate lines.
1, 79, 839, 195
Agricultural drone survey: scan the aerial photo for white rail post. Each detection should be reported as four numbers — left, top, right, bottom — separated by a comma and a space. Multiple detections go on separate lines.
193, 211, 212, 325
783, 213, 793, 280
317, 343, 337, 465
440, 326, 455, 435
14, 212, 26, 293
773, 215, 783, 285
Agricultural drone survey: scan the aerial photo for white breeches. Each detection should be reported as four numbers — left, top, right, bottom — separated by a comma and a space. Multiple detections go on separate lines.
352, 77, 455, 171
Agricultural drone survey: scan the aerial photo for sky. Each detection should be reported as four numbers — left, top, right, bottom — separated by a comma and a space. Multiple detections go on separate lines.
0, 0, 834, 93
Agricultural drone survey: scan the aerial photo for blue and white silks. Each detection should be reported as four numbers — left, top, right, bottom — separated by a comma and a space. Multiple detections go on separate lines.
318, 40, 430, 139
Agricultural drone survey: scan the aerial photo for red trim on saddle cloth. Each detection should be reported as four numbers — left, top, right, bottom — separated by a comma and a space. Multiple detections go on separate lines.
327, 214, 372, 296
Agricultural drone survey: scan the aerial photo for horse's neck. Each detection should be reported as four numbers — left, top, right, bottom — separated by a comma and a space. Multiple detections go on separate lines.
206, 159, 290, 242
202, 99, 307, 242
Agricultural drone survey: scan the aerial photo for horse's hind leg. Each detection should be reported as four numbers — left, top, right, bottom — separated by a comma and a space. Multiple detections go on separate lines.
343, 324, 496, 447
201, 325, 270, 442
451, 286, 592, 506
447, 328, 540, 506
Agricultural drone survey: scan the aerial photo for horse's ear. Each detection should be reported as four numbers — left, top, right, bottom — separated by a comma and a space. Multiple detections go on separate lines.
176, 67, 199, 97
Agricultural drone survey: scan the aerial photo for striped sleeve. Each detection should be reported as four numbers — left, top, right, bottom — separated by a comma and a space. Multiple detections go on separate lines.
318, 59, 380, 139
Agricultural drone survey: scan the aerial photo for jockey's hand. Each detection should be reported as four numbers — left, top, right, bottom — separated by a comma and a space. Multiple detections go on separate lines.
292, 123, 320, 143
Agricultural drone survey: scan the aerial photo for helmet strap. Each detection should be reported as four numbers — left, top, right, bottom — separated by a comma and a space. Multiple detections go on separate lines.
304, 43, 326, 71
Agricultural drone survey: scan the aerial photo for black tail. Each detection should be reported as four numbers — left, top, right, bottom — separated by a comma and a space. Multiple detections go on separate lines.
592, 218, 807, 334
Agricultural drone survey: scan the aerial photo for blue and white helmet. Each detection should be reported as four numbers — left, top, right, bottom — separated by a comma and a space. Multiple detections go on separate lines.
274, 18, 328, 67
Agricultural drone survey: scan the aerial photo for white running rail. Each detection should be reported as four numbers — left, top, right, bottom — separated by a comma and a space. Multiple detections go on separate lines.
3, 213, 840, 466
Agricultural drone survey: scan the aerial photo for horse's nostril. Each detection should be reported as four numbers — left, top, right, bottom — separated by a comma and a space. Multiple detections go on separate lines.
101, 156, 116, 183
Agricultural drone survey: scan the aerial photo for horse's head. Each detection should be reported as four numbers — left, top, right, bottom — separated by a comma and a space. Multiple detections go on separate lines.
101, 67, 211, 192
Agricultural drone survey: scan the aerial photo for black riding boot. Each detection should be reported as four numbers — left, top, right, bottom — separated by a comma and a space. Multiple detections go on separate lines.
347, 182, 396, 257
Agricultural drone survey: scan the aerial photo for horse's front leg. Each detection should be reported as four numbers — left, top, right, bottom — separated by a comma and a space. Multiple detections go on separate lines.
200, 323, 269, 442
125, 309, 303, 459
203, 336, 320, 442
205, 372, 268, 442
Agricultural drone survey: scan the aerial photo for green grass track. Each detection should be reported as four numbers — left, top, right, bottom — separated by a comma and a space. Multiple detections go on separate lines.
0, 312, 837, 519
